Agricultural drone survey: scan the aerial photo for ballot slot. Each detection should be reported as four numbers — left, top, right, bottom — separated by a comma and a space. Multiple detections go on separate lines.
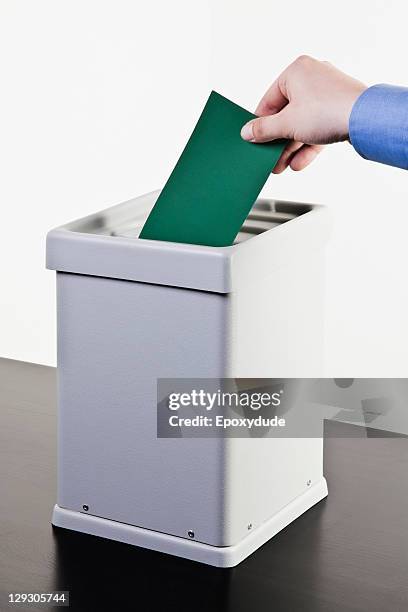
110, 199, 309, 244
62, 194, 310, 244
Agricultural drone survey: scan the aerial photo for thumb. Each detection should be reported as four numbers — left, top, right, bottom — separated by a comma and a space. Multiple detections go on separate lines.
241, 108, 293, 143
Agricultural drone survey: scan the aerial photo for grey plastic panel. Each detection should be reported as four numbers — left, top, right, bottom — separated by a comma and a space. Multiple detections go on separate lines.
57, 272, 229, 545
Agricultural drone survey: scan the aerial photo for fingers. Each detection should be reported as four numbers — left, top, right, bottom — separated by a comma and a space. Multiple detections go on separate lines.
255, 77, 288, 116
240, 108, 324, 171
240, 107, 292, 143
289, 144, 324, 171
273, 143, 324, 174
272, 141, 304, 174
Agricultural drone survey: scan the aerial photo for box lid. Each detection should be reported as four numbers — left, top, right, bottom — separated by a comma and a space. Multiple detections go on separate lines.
46, 190, 330, 294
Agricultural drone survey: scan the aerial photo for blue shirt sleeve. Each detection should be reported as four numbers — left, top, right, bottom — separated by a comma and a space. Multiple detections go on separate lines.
349, 84, 408, 170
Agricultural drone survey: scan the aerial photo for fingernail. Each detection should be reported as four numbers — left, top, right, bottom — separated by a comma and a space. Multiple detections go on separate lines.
241, 121, 254, 141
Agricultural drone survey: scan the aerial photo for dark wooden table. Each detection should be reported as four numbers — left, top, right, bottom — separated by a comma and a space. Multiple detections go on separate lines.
0, 358, 407, 612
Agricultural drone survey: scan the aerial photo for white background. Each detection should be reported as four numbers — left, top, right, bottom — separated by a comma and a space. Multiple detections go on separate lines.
1, 0, 408, 376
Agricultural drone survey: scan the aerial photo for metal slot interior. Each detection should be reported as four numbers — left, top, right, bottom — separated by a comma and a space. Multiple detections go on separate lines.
232, 199, 308, 244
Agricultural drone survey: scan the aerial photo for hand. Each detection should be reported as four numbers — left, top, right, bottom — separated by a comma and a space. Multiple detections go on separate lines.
240, 55, 367, 172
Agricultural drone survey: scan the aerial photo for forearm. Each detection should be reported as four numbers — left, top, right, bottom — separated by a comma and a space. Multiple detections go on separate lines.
349, 84, 408, 170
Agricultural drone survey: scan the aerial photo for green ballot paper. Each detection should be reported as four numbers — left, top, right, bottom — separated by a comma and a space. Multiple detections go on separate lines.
139, 91, 286, 247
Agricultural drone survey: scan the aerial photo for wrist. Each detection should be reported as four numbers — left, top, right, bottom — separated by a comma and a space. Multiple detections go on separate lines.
345, 85, 368, 141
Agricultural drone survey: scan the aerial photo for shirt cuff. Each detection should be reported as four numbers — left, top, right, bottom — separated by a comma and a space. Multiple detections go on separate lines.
349, 84, 408, 170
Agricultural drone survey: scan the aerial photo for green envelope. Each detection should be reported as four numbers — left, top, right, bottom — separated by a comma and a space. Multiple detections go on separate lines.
139, 91, 286, 247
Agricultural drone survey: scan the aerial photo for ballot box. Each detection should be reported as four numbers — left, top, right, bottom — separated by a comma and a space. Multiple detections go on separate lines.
47, 190, 330, 567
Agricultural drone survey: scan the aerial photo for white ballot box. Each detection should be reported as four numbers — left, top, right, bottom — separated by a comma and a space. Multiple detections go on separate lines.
47, 191, 330, 567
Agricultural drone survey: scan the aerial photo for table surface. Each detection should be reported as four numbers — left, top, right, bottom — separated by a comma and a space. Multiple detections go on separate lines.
0, 358, 407, 612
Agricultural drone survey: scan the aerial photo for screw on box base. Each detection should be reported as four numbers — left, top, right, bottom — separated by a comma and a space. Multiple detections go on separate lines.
51, 478, 327, 568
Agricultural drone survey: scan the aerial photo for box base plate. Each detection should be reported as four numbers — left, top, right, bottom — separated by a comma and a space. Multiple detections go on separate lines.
52, 478, 327, 568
